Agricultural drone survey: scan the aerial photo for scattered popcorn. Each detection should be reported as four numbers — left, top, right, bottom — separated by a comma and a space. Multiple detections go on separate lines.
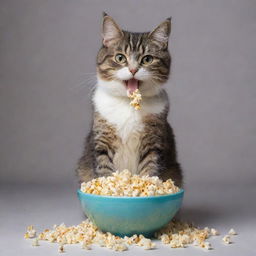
160, 234, 170, 244
113, 243, 128, 251
58, 244, 65, 253
222, 235, 232, 244
169, 239, 185, 248
24, 225, 36, 239
228, 228, 237, 235
137, 235, 156, 250
33, 220, 129, 252
128, 89, 142, 110
81, 241, 91, 250
123, 234, 139, 245
80, 169, 180, 197
155, 219, 218, 249
32, 238, 39, 246
24, 233, 30, 239
25, 219, 236, 252
211, 228, 219, 236
201, 241, 212, 250
204, 227, 210, 233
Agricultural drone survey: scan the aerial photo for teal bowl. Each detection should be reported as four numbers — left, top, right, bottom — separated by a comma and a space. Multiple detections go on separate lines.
77, 189, 184, 238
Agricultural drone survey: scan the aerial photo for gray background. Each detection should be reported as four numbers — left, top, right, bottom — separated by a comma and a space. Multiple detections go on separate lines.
0, 0, 255, 255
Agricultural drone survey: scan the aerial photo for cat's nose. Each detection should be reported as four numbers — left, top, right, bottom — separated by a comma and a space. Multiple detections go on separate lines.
129, 68, 138, 75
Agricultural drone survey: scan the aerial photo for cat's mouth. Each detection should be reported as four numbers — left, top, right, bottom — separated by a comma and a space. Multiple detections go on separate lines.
124, 78, 140, 96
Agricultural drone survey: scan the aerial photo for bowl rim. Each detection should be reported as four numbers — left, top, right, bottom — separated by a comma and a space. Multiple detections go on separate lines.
77, 188, 184, 200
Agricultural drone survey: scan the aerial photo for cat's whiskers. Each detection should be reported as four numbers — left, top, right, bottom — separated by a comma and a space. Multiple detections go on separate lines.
70, 73, 97, 92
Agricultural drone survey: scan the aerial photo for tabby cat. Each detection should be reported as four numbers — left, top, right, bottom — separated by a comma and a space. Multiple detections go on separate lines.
76, 13, 183, 187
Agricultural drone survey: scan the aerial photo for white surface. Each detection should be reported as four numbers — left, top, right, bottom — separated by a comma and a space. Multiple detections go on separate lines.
1, 183, 255, 255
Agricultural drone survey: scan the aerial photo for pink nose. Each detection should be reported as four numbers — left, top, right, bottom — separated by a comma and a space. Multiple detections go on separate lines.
129, 68, 137, 75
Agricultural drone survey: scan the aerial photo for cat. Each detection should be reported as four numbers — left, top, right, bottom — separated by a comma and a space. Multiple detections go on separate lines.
76, 13, 183, 187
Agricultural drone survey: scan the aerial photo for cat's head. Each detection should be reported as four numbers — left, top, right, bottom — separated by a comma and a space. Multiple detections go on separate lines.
96, 13, 171, 97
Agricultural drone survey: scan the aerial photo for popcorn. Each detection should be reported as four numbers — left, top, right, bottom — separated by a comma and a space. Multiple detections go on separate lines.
201, 241, 212, 250
80, 169, 180, 197
128, 89, 142, 110
155, 219, 214, 249
160, 234, 170, 244
81, 240, 91, 250
169, 239, 185, 248
211, 228, 219, 236
24, 233, 30, 239
123, 234, 139, 245
25, 219, 237, 252
58, 244, 65, 253
24, 171, 237, 253
221, 228, 237, 245
137, 235, 156, 250
113, 243, 128, 251
228, 228, 237, 235
222, 235, 232, 244
204, 227, 210, 233
24, 225, 36, 239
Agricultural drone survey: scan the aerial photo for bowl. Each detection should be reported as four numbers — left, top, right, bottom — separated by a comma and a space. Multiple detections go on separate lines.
77, 189, 184, 238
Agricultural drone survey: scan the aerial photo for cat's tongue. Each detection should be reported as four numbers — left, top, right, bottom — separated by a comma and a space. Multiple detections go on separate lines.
126, 78, 139, 95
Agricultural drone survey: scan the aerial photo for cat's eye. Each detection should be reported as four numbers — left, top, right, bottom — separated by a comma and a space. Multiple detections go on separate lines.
141, 55, 153, 65
115, 54, 127, 64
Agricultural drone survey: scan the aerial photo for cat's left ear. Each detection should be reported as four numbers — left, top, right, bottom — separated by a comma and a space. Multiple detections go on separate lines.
149, 17, 171, 48
102, 12, 124, 47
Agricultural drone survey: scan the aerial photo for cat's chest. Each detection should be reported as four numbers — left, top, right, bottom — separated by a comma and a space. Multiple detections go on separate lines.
93, 88, 145, 142
93, 87, 167, 173
93, 87, 167, 140
94, 90, 143, 172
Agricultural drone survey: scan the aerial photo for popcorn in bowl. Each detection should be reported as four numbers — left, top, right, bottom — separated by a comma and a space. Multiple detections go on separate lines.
80, 169, 180, 197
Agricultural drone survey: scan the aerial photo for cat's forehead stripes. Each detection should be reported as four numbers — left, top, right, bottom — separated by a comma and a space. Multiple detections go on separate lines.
122, 32, 148, 56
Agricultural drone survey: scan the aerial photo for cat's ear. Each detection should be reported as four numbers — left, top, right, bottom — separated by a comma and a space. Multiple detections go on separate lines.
149, 17, 171, 48
102, 13, 123, 47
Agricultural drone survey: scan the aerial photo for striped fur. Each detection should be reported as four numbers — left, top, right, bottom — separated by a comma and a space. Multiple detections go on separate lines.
97, 31, 171, 83
76, 14, 183, 187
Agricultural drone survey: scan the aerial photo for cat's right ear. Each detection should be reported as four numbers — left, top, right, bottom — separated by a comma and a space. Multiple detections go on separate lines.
102, 13, 123, 47
149, 17, 171, 49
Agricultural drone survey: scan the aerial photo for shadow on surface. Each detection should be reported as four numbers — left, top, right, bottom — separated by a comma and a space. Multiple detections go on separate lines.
179, 206, 224, 226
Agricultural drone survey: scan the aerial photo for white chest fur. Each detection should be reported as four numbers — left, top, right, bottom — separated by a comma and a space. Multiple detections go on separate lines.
93, 85, 168, 173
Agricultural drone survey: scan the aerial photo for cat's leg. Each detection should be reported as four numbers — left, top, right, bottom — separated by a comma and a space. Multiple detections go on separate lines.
161, 163, 183, 188
138, 145, 183, 187
137, 126, 162, 177
93, 114, 118, 178
137, 146, 160, 177
76, 114, 118, 182
138, 115, 183, 187
137, 142, 183, 187
77, 133, 116, 182
93, 135, 116, 178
